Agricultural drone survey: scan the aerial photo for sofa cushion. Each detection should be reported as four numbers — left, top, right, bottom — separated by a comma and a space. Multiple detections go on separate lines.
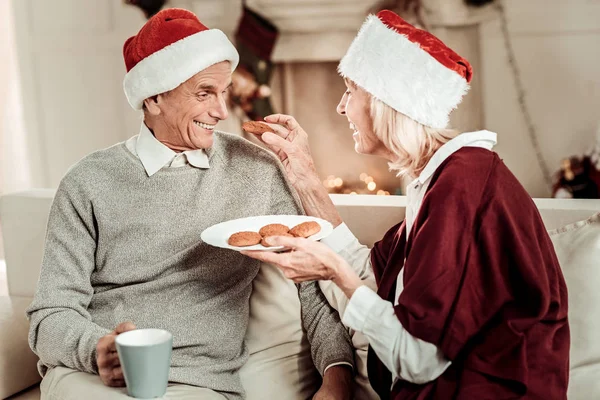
4, 386, 40, 400
0, 190, 54, 297
548, 212, 600, 400
569, 364, 600, 400
0, 296, 41, 399
240, 263, 320, 399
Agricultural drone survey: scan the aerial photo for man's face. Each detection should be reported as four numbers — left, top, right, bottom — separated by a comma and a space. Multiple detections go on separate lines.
149, 61, 232, 151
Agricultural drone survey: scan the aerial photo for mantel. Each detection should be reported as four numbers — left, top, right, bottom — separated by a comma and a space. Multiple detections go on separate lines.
176, 0, 498, 62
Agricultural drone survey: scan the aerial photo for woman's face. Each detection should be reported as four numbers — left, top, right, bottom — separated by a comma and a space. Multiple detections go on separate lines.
336, 79, 390, 158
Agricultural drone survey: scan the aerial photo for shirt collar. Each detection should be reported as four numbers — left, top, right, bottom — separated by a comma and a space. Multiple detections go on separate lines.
136, 123, 210, 177
183, 148, 211, 170
415, 130, 498, 185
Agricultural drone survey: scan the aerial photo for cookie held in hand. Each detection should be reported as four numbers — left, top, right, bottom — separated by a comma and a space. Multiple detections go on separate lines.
289, 221, 321, 238
228, 231, 262, 247
242, 121, 275, 135
259, 223, 290, 237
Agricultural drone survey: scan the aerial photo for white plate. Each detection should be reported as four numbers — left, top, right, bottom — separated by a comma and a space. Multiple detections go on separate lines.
201, 215, 333, 252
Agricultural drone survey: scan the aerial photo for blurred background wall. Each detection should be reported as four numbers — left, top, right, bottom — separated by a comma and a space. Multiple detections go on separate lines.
2, 0, 599, 200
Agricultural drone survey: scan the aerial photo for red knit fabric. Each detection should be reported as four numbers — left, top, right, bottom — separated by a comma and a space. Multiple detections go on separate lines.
123, 8, 208, 72
377, 10, 473, 83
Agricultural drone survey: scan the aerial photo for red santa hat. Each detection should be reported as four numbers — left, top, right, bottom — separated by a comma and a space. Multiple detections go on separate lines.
123, 8, 239, 110
338, 10, 473, 129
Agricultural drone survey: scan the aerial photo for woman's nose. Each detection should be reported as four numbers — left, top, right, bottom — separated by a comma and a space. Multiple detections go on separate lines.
336, 93, 347, 115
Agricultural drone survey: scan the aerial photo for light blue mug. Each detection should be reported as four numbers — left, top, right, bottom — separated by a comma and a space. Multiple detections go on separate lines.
116, 329, 173, 399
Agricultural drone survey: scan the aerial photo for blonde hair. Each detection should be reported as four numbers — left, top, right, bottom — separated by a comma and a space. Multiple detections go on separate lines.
369, 95, 460, 178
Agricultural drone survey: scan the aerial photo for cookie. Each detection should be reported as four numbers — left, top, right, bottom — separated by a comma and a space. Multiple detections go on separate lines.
289, 221, 321, 238
242, 121, 275, 135
259, 223, 290, 237
228, 231, 262, 247
261, 233, 293, 247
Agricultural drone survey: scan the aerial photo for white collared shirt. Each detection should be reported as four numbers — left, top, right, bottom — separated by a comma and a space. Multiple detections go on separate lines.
125, 123, 210, 176
322, 130, 497, 386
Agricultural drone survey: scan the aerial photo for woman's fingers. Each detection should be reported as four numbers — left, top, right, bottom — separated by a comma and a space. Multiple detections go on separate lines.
263, 235, 307, 249
265, 114, 301, 131
261, 132, 293, 152
240, 236, 330, 283
240, 249, 283, 264
261, 133, 304, 166
241, 236, 307, 263
265, 123, 292, 140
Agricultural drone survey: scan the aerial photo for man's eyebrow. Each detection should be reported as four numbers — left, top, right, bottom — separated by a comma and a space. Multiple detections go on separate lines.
196, 81, 233, 91
197, 84, 216, 91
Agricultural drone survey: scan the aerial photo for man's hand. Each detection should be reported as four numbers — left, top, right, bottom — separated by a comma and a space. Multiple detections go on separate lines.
96, 321, 136, 387
314, 365, 354, 400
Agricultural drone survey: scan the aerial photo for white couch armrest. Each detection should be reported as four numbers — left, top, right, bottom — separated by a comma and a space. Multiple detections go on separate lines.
0, 295, 40, 398
0, 189, 55, 297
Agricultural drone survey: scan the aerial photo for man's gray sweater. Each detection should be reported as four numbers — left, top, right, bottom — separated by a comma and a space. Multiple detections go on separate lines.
26, 131, 353, 399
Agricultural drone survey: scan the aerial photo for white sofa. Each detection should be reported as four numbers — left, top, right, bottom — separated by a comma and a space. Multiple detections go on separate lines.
1, 190, 600, 399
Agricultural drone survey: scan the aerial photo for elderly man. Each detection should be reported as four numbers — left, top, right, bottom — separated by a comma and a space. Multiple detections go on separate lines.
26, 8, 354, 400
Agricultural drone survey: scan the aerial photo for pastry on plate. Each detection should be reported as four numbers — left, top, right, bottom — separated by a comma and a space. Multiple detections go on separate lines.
289, 221, 321, 238
228, 231, 262, 247
259, 223, 290, 237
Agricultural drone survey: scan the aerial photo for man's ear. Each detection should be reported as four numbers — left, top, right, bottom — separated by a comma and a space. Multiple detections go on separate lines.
143, 95, 161, 116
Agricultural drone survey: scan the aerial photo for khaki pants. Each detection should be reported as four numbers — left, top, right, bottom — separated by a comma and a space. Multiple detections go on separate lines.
41, 366, 227, 400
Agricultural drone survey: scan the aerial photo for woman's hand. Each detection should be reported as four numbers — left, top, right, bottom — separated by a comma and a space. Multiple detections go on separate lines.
242, 235, 341, 282
256, 114, 320, 188
241, 235, 363, 298
253, 114, 344, 227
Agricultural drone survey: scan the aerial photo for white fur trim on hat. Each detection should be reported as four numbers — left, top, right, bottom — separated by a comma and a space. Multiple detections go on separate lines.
123, 29, 239, 110
338, 15, 469, 129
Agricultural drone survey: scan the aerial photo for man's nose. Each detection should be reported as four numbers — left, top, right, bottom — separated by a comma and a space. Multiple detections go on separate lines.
210, 95, 229, 121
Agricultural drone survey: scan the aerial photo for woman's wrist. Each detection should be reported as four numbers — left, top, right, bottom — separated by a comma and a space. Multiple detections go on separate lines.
294, 176, 343, 227
294, 173, 323, 193
332, 257, 363, 299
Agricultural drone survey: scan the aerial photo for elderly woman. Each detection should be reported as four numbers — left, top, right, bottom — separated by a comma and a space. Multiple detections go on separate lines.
243, 10, 570, 400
